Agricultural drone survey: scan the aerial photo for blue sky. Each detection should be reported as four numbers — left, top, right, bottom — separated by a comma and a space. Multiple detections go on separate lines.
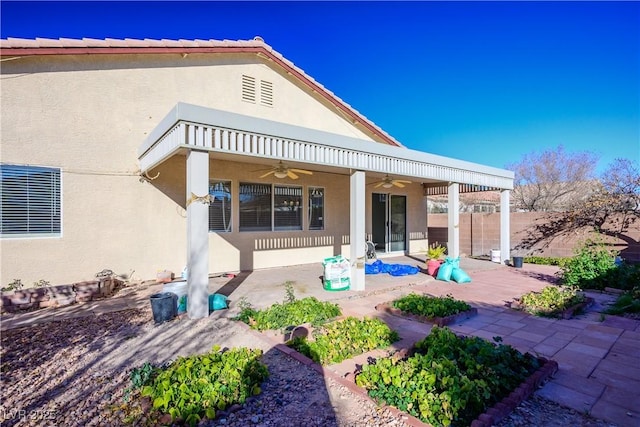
2, 1, 638, 174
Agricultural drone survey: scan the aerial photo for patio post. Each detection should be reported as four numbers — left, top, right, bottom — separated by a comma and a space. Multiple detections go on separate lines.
186, 149, 210, 319
350, 170, 366, 291
447, 182, 460, 258
500, 189, 510, 265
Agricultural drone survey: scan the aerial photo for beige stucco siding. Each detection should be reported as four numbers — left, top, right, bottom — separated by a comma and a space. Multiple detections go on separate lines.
1, 53, 421, 286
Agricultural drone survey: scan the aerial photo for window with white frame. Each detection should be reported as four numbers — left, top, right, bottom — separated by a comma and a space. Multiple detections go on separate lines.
1, 164, 61, 237
308, 187, 324, 230
208, 180, 232, 232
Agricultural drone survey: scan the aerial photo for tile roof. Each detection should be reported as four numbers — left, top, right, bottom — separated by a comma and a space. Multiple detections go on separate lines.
0, 37, 403, 147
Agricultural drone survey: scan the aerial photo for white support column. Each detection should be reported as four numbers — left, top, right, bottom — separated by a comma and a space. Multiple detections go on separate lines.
500, 189, 511, 265
349, 170, 366, 291
447, 182, 460, 258
186, 150, 210, 319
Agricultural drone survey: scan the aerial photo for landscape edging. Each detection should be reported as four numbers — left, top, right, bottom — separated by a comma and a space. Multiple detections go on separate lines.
374, 300, 478, 326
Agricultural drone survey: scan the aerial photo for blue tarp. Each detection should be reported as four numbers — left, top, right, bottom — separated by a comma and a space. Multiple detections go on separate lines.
365, 260, 419, 276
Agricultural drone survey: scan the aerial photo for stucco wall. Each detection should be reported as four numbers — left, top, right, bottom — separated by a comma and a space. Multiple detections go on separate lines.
1, 53, 424, 286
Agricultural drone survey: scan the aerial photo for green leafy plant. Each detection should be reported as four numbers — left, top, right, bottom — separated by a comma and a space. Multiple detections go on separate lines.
130, 362, 156, 389
518, 285, 586, 318
523, 256, 569, 267
426, 243, 447, 260
130, 346, 268, 426
1, 279, 23, 292
593, 262, 640, 292
32, 279, 50, 288
560, 236, 617, 289
234, 284, 341, 331
288, 317, 399, 365
284, 281, 296, 304
356, 326, 540, 427
393, 293, 471, 318
605, 286, 640, 317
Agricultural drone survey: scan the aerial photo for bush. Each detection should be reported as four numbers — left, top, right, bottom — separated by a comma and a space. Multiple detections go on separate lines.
523, 256, 569, 267
518, 285, 586, 318
560, 237, 617, 289
594, 262, 640, 292
605, 286, 640, 317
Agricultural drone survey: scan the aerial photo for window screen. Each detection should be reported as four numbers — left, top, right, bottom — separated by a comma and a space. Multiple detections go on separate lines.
239, 183, 271, 231
1, 164, 61, 237
209, 180, 232, 232
274, 185, 302, 230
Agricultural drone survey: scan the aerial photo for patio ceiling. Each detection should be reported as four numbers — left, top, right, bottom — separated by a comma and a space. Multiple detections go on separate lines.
139, 102, 514, 189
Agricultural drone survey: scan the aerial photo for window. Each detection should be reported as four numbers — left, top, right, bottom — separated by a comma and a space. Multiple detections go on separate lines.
274, 186, 302, 230
308, 187, 324, 230
1, 164, 61, 237
239, 183, 305, 232
239, 183, 271, 231
208, 180, 231, 232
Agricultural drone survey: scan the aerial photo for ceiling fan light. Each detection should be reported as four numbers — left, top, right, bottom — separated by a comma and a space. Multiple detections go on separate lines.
382, 182, 393, 188
274, 171, 288, 179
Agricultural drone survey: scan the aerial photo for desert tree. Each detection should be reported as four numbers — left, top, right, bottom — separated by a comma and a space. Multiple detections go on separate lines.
570, 158, 640, 232
507, 145, 599, 212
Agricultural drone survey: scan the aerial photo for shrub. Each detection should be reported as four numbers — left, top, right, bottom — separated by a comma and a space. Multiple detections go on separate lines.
594, 262, 640, 292
288, 317, 399, 365
518, 285, 586, 318
560, 237, 617, 289
392, 293, 471, 318
605, 286, 640, 317
523, 256, 569, 267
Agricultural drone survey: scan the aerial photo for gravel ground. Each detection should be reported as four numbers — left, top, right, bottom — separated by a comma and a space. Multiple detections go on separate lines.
0, 304, 619, 427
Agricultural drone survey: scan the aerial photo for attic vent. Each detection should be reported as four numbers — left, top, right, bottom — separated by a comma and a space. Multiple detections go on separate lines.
260, 80, 273, 107
241, 75, 256, 103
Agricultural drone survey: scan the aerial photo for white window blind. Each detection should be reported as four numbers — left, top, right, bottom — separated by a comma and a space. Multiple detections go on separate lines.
1, 164, 61, 237
209, 180, 232, 232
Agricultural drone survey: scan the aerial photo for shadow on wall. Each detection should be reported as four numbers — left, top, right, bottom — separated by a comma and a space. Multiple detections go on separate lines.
428, 212, 640, 262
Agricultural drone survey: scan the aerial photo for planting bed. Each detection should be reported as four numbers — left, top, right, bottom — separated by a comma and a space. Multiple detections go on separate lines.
509, 296, 595, 319
375, 300, 478, 327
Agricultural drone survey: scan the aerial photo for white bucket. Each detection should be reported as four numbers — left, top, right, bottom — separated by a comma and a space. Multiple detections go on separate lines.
490, 249, 501, 263
163, 280, 188, 314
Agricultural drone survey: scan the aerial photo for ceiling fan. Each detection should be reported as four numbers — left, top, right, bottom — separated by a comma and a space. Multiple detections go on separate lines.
256, 161, 313, 180
370, 174, 412, 188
